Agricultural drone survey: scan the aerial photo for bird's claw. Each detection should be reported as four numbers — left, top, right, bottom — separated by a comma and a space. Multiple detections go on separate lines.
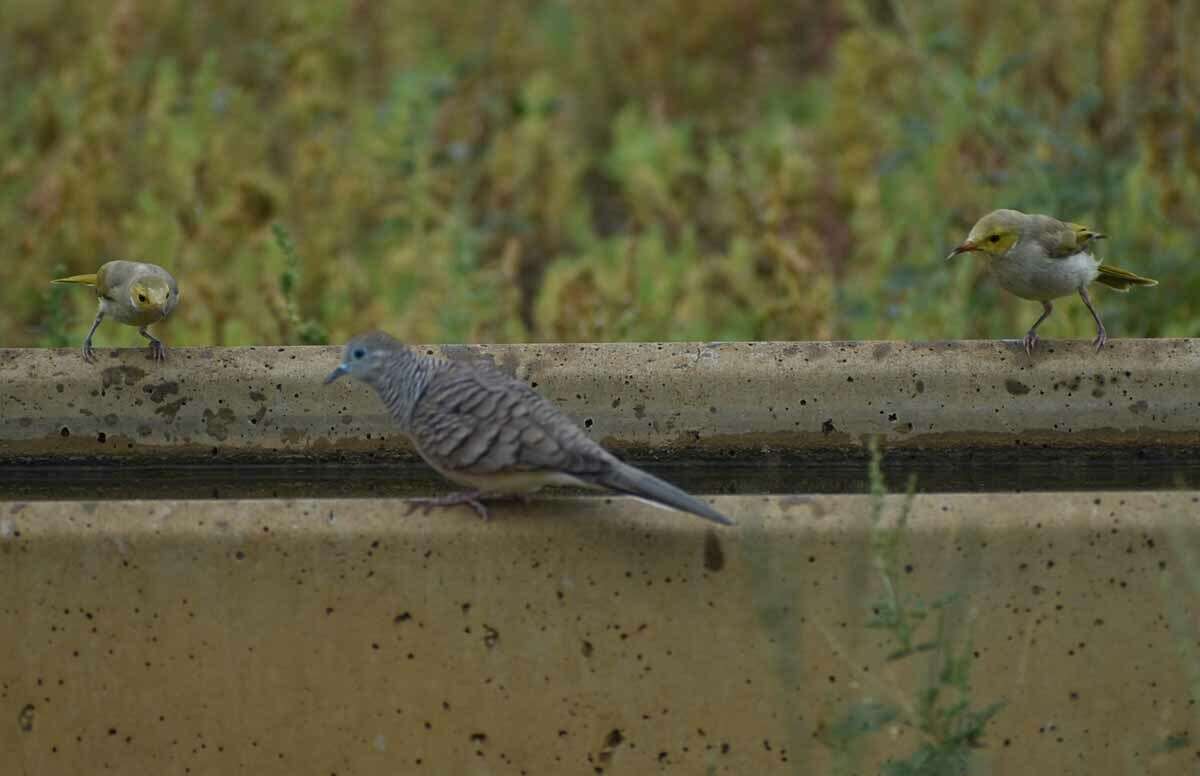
404, 493, 490, 521
1023, 331, 1040, 358
148, 340, 168, 363
82, 342, 97, 364
462, 498, 490, 521
1093, 328, 1107, 352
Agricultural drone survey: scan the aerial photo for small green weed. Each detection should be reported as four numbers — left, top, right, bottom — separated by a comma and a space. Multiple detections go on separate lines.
272, 224, 329, 345
822, 440, 1004, 775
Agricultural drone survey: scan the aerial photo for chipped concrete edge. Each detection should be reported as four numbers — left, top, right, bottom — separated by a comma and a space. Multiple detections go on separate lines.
0, 338, 1197, 462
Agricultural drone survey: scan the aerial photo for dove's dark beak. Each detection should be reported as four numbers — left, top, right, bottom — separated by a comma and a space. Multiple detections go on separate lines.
945, 240, 978, 261
324, 364, 349, 384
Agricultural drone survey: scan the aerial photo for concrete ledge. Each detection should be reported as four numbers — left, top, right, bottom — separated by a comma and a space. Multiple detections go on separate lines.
1, 339, 1197, 462
2, 492, 1197, 774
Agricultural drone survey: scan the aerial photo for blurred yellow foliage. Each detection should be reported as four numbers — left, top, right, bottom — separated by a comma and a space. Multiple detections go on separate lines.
2, 0, 1197, 347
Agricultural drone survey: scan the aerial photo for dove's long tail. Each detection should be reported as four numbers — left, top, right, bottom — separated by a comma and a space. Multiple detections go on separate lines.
592, 461, 733, 526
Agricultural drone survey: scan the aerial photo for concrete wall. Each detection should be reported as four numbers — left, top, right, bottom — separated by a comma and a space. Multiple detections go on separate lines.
2, 338, 1198, 462
2, 493, 1198, 774
1, 340, 1199, 774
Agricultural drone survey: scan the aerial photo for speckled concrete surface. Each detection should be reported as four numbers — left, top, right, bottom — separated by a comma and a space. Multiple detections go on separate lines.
1, 492, 1198, 774
0, 339, 1197, 462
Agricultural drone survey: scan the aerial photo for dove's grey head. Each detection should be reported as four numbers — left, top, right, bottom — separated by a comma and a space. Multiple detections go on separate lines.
325, 331, 408, 386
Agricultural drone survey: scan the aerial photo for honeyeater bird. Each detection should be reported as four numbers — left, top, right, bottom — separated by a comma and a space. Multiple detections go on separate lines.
946, 209, 1156, 356
325, 331, 734, 525
52, 260, 180, 363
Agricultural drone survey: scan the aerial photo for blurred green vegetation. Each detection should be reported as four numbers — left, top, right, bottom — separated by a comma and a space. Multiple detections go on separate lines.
2, 0, 1197, 347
